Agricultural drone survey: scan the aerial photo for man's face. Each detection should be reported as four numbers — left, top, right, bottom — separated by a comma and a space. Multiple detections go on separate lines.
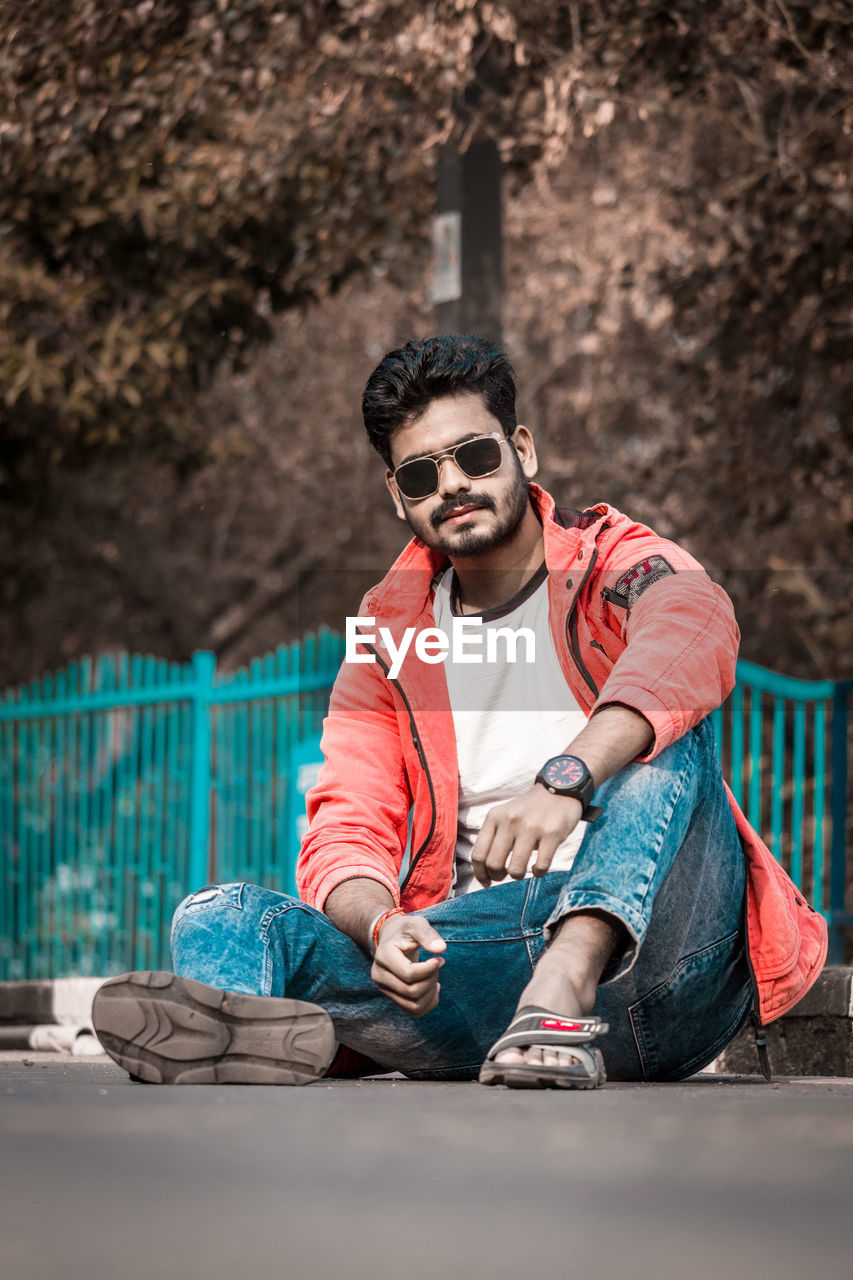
385, 392, 538, 558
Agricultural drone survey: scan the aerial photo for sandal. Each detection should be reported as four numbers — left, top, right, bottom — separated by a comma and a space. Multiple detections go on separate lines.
478, 1005, 608, 1090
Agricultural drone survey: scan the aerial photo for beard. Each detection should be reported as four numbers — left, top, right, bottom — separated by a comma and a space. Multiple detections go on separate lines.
403, 458, 531, 558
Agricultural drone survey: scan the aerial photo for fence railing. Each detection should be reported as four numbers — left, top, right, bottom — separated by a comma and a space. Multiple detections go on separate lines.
711, 661, 852, 961
0, 633, 343, 980
0, 641, 850, 978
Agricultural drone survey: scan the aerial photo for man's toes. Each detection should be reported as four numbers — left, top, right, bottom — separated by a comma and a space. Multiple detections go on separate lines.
495, 1047, 526, 1065
557, 1046, 581, 1067
540, 1046, 583, 1068
496, 1045, 585, 1067
496, 1046, 548, 1066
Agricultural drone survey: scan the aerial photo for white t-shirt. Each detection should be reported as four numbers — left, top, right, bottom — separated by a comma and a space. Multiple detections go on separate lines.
432, 565, 589, 896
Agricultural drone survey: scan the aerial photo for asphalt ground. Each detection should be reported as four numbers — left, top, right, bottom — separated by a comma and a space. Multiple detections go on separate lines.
2, 1053, 852, 1280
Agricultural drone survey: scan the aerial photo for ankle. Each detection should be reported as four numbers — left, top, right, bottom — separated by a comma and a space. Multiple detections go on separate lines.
549, 911, 623, 973
518, 956, 597, 1020
546, 968, 597, 1016
532, 918, 622, 1013
569, 974, 598, 1017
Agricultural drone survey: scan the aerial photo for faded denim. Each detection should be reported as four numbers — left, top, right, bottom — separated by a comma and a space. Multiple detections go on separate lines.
171, 718, 752, 1081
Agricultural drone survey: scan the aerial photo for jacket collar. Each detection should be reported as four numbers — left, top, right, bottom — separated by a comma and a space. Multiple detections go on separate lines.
364, 484, 610, 625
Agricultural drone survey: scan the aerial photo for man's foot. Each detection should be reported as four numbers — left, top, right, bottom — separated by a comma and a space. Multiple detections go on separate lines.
494, 945, 595, 1073
479, 910, 622, 1087
92, 971, 337, 1085
479, 1006, 608, 1088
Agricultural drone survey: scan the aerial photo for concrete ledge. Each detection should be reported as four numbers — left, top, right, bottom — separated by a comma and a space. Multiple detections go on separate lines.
716, 967, 853, 1077
2, 969, 852, 1075
779, 965, 853, 1018
0, 977, 109, 1057
0, 977, 107, 1028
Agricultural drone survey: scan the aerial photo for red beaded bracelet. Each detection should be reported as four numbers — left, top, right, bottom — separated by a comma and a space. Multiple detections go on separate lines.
370, 907, 406, 953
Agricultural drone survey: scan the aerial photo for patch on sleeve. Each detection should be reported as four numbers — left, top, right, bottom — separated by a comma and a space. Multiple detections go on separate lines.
607, 556, 676, 609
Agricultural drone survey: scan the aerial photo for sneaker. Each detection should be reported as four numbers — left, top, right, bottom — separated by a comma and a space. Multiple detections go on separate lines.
92, 971, 336, 1085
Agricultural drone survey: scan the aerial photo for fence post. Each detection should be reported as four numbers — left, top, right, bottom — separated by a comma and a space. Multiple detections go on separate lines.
189, 651, 216, 891
828, 684, 849, 963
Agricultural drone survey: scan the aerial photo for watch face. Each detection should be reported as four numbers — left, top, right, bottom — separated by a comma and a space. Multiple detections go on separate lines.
543, 756, 586, 789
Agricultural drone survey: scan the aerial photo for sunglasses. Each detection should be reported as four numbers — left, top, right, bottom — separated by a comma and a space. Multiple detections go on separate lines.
392, 432, 508, 500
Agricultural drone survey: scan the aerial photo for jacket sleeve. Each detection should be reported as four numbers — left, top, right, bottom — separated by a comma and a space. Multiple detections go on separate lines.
295, 652, 411, 911
591, 524, 740, 760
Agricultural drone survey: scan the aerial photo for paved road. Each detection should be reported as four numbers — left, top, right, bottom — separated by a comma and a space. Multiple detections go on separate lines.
2, 1056, 852, 1280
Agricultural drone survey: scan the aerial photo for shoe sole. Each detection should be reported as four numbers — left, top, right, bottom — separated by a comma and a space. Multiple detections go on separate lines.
92, 971, 337, 1085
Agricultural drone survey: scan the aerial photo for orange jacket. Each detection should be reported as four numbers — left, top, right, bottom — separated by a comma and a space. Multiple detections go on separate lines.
298, 484, 827, 1025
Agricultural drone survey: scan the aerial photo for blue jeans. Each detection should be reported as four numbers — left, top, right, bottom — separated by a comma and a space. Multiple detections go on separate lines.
171, 719, 752, 1081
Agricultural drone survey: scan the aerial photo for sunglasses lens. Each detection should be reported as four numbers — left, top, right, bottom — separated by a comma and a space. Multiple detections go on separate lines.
394, 435, 504, 499
395, 458, 439, 500
455, 436, 503, 477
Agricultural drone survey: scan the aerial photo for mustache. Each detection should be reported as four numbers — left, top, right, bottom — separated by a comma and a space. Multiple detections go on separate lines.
430, 495, 496, 529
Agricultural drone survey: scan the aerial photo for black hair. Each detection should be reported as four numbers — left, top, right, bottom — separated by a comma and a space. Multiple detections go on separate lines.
361, 334, 517, 466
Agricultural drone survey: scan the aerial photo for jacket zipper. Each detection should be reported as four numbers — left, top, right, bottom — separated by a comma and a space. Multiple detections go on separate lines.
363, 643, 437, 894
370, 514, 606, 891
565, 546, 600, 698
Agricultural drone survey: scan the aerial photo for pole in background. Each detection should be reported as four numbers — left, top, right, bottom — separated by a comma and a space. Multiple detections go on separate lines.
188, 650, 215, 891
434, 141, 503, 344
433, 28, 504, 346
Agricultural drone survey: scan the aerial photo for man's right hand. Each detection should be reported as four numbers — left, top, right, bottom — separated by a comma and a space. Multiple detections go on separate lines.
370, 913, 446, 1018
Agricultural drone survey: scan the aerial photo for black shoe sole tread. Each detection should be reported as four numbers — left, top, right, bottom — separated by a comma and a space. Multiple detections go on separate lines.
92, 971, 336, 1085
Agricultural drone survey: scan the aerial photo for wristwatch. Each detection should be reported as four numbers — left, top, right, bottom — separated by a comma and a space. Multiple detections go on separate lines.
534, 755, 603, 822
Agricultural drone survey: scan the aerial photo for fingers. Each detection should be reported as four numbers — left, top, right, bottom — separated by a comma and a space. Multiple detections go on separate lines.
376, 980, 441, 1018
371, 914, 446, 1017
505, 831, 538, 881
471, 811, 516, 885
472, 790, 583, 884
371, 962, 438, 1003
470, 810, 497, 886
373, 957, 443, 994
371, 955, 443, 1018
475, 835, 515, 885
531, 833, 561, 877
376, 952, 445, 983
471, 815, 539, 884
480, 831, 557, 883
401, 913, 447, 953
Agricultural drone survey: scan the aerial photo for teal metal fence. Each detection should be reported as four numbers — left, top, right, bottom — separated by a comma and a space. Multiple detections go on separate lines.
0, 632, 343, 980
711, 661, 852, 961
0, 643, 850, 978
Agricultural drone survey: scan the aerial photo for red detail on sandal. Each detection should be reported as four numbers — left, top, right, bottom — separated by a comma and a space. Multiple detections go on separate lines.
540, 1019, 583, 1031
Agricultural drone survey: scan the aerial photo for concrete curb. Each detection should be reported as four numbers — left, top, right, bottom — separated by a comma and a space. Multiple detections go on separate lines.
0, 977, 108, 1055
716, 967, 853, 1077
2, 968, 852, 1074
0, 976, 107, 1027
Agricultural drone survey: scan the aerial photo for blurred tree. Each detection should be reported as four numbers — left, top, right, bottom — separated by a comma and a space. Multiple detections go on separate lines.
1, 1, 851, 680
0, 0, 468, 485
4, 1, 851, 485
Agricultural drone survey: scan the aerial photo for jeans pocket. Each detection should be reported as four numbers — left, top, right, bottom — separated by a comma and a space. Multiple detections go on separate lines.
628, 929, 752, 1081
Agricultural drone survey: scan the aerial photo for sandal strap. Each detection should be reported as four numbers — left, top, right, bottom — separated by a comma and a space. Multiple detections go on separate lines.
485, 1005, 609, 1063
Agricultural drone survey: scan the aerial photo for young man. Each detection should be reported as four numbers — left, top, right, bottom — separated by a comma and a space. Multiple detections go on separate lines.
94, 335, 826, 1088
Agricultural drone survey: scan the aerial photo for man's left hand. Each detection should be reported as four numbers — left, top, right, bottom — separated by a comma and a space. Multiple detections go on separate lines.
471, 786, 583, 886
